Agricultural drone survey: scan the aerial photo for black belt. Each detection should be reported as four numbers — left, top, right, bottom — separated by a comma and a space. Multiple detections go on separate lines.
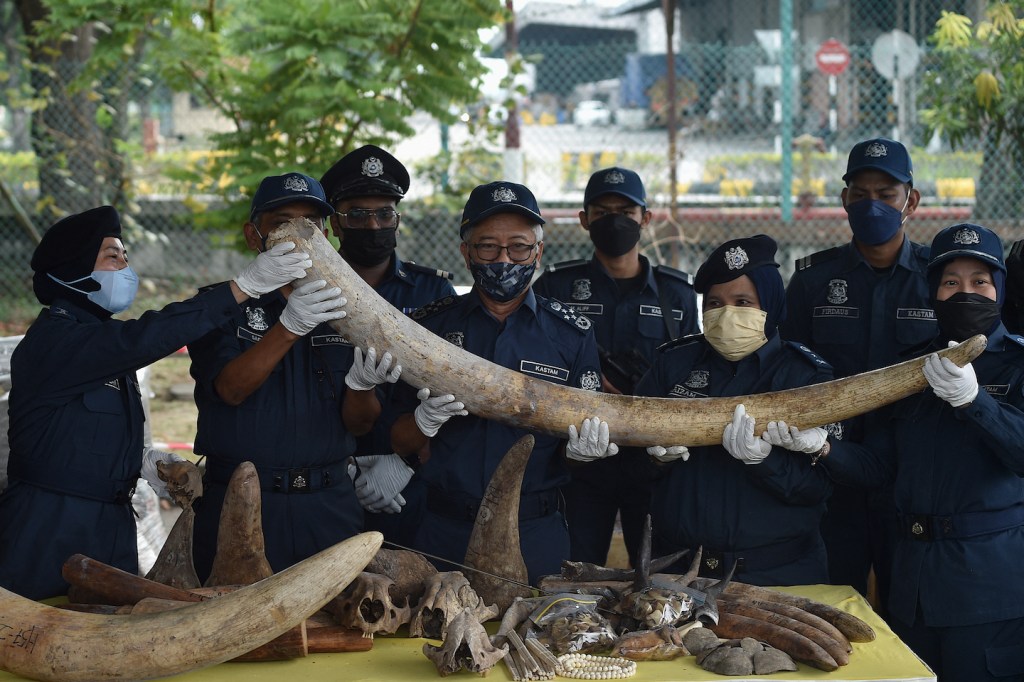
7, 456, 138, 505
664, 534, 816, 579
205, 458, 343, 494
426, 487, 560, 522
899, 505, 1024, 541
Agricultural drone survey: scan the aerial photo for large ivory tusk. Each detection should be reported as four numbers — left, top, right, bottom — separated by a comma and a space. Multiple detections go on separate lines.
0, 531, 382, 682
270, 220, 985, 447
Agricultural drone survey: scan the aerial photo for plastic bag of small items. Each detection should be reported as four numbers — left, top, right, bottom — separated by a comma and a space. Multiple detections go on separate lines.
521, 594, 618, 655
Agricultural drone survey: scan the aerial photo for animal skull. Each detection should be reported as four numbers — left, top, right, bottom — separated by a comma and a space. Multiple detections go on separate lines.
422, 608, 508, 676
410, 571, 499, 639
327, 571, 411, 638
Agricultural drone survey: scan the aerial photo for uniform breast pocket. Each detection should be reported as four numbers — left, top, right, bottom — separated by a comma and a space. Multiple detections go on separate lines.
77, 385, 126, 454
811, 308, 863, 346
311, 341, 354, 400
894, 316, 937, 346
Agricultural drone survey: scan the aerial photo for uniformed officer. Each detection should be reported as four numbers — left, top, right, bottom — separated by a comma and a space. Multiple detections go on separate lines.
189, 172, 394, 577
533, 166, 699, 567
320, 145, 456, 543
389, 181, 618, 584
0, 204, 305, 599
640, 235, 834, 587
801, 223, 1024, 681
779, 137, 936, 604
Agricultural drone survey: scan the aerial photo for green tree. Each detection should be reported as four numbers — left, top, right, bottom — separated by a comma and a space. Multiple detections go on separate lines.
920, 2, 1024, 221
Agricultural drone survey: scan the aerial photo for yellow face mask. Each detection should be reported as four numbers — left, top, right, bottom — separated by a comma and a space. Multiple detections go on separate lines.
702, 305, 768, 361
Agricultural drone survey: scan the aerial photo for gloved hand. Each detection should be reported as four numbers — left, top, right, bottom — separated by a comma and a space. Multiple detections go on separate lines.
647, 445, 691, 463
140, 448, 186, 497
414, 388, 468, 437
923, 342, 979, 407
279, 280, 347, 336
345, 347, 402, 391
234, 242, 312, 298
722, 404, 771, 465
566, 417, 620, 462
761, 420, 828, 454
351, 454, 413, 514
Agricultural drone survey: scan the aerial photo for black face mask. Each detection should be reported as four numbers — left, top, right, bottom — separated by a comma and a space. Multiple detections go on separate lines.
933, 292, 1001, 341
339, 227, 397, 267
587, 214, 642, 257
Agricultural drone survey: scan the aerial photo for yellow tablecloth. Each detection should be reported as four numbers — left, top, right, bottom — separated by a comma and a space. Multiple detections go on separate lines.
0, 584, 934, 681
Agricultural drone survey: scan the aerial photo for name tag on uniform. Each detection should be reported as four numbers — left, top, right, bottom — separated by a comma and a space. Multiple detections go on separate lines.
520, 361, 570, 382
896, 308, 935, 320
237, 327, 263, 343
311, 334, 351, 347
812, 306, 859, 318
567, 303, 604, 316
639, 304, 684, 321
983, 384, 1009, 396
669, 384, 706, 398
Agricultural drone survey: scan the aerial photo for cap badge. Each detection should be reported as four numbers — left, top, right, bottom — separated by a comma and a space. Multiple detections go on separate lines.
283, 175, 309, 193
492, 186, 518, 203
604, 170, 625, 185
724, 246, 749, 270
361, 156, 385, 178
953, 227, 980, 246
864, 142, 888, 158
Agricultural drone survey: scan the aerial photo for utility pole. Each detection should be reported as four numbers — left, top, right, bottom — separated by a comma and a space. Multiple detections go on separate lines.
662, 0, 678, 224
504, 0, 522, 183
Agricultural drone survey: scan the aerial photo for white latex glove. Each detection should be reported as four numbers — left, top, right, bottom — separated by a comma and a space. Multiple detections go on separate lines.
761, 420, 828, 454
414, 388, 468, 437
345, 347, 402, 391
279, 280, 347, 336
923, 343, 979, 407
352, 454, 413, 514
647, 445, 691, 462
566, 417, 620, 462
722, 404, 771, 465
140, 448, 186, 497
234, 241, 312, 298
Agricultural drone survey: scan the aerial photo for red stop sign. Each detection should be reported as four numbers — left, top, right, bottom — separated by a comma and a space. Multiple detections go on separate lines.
815, 39, 850, 76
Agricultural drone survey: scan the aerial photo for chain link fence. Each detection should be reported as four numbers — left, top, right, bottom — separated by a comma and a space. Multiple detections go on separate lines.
2, 0, 1021, 327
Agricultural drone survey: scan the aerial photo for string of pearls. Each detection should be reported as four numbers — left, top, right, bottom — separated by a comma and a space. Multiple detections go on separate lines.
555, 653, 637, 680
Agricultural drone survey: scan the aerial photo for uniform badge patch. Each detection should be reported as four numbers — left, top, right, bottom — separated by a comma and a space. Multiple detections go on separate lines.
953, 226, 981, 245
575, 316, 592, 331
579, 370, 600, 391
444, 331, 464, 348
361, 156, 384, 178
825, 422, 844, 440
572, 278, 592, 301
246, 306, 269, 332
603, 169, 625, 185
826, 279, 848, 305
492, 186, 517, 203
283, 174, 309, 192
864, 141, 888, 158
685, 370, 710, 389
724, 246, 749, 270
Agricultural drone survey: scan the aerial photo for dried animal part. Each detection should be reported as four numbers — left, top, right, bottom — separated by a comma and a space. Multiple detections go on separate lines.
0, 531, 382, 682
156, 458, 203, 508
710, 611, 838, 671
271, 219, 986, 446
205, 461, 273, 587
697, 637, 797, 676
718, 593, 851, 653
328, 571, 411, 638
145, 506, 201, 589
618, 587, 694, 630
365, 547, 438, 607
423, 608, 509, 676
62, 554, 205, 606
409, 571, 499, 639
464, 435, 534, 613
682, 626, 722, 656
612, 625, 691, 661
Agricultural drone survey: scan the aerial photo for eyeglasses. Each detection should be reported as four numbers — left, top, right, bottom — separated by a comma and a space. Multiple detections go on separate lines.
337, 208, 400, 229
470, 242, 540, 263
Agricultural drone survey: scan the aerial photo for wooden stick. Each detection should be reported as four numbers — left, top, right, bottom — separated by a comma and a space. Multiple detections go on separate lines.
62, 554, 207, 606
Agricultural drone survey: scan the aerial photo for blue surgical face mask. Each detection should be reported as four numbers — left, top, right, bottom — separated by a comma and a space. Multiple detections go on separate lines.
470, 261, 536, 302
846, 196, 909, 246
49, 267, 139, 314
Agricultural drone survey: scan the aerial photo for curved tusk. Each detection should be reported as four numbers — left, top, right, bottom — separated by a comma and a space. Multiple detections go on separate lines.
270, 220, 985, 447
0, 531, 382, 682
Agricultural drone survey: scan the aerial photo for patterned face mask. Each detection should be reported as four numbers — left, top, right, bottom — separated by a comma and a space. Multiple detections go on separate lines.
469, 260, 537, 302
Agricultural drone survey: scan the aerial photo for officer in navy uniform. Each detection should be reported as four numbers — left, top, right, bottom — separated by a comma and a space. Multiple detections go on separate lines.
779, 138, 935, 604
534, 166, 698, 567
0, 205, 304, 599
810, 223, 1024, 681
320, 145, 456, 543
639, 235, 835, 587
189, 173, 392, 578
389, 181, 618, 584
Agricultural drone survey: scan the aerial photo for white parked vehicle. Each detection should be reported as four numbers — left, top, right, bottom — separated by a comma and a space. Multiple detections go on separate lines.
573, 100, 612, 127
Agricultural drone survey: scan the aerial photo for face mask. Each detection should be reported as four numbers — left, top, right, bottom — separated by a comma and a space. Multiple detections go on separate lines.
846, 196, 908, 246
340, 227, 397, 267
49, 267, 139, 314
933, 291, 1001, 341
702, 305, 768, 361
587, 214, 642, 257
470, 261, 536, 303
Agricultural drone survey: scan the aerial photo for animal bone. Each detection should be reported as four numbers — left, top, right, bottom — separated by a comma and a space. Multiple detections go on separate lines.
205, 461, 273, 586
145, 506, 201, 589
156, 458, 202, 508
365, 547, 438, 607
269, 219, 986, 446
327, 571, 411, 638
0, 531, 382, 682
409, 571, 499, 639
423, 607, 509, 676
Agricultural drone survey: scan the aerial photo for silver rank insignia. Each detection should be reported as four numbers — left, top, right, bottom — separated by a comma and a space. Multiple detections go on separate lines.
246, 306, 269, 332
575, 315, 592, 331
826, 278, 848, 305
283, 174, 309, 192
579, 370, 600, 391
444, 331, 465, 348
492, 186, 517, 203
361, 156, 384, 178
572, 278, 592, 301
724, 246, 749, 270
953, 226, 980, 245
685, 370, 709, 389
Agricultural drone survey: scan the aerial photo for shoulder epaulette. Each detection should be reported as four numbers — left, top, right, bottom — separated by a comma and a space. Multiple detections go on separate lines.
654, 264, 695, 286
544, 259, 588, 274
542, 297, 594, 334
784, 340, 833, 369
908, 240, 931, 263
404, 261, 454, 281
794, 246, 843, 271
408, 295, 460, 321
1007, 334, 1024, 349
656, 332, 703, 353
198, 281, 226, 294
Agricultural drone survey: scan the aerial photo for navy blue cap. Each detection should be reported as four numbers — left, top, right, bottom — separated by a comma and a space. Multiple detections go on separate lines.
460, 181, 545, 238
584, 167, 646, 208
928, 223, 1006, 274
694, 234, 780, 294
250, 173, 334, 221
843, 137, 913, 185
320, 145, 410, 205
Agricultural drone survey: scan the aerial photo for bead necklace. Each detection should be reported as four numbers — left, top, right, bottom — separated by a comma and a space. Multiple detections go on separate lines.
555, 653, 637, 680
